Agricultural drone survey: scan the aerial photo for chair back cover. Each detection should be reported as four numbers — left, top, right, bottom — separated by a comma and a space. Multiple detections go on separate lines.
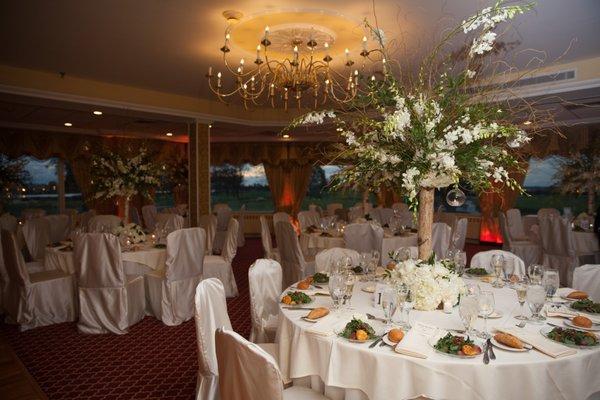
348, 206, 364, 222
308, 204, 323, 217
221, 219, 239, 263
248, 259, 282, 343
297, 210, 320, 230
470, 249, 526, 276
166, 228, 206, 281
1, 230, 30, 287
272, 212, 290, 225
199, 214, 217, 255
573, 264, 600, 303
45, 214, 70, 243
326, 203, 343, 217
214, 205, 232, 232
141, 205, 158, 230
539, 216, 578, 285
22, 217, 51, 260
88, 215, 122, 233
432, 222, 452, 259
130, 206, 142, 226
215, 328, 283, 400
74, 233, 129, 334
259, 216, 275, 258
395, 211, 414, 229
212, 203, 230, 213
315, 247, 360, 273
274, 221, 306, 287
78, 209, 96, 230
156, 213, 185, 234
506, 208, 527, 240
374, 208, 394, 225
450, 218, 468, 251
194, 278, 232, 400
392, 203, 410, 213
537, 208, 560, 219
343, 223, 384, 254
237, 204, 246, 247
21, 208, 46, 220
0, 213, 17, 233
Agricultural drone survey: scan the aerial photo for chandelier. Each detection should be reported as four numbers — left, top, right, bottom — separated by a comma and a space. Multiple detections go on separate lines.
206, 12, 383, 110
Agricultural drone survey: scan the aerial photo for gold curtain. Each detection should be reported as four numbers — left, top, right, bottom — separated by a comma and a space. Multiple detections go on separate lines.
211, 142, 334, 166
264, 161, 313, 216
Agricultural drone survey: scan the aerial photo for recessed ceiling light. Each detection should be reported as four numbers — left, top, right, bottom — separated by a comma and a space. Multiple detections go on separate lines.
166, 132, 173, 137
64, 122, 72, 127
92, 110, 103, 115
523, 120, 532, 125
208, 124, 213, 129
282, 133, 290, 139
336, 127, 343, 132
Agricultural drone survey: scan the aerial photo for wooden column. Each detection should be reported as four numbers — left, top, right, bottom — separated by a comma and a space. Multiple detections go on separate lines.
188, 121, 210, 227
57, 158, 66, 214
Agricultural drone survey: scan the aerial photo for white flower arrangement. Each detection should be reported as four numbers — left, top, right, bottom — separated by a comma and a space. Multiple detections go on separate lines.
113, 223, 146, 244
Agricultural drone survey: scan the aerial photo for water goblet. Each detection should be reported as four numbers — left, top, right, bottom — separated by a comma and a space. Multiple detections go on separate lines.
527, 284, 547, 324
490, 254, 505, 288
398, 247, 412, 262
381, 286, 398, 329
542, 268, 560, 302
528, 264, 544, 285
478, 291, 495, 339
394, 283, 409, 328
502, 259, 515, 283
371, 250, 380, 267
328, 273, 346, 311
459, 295, 479, 337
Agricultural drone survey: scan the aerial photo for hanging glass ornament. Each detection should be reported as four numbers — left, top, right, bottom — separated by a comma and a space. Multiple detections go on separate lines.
446, 187, 466, 207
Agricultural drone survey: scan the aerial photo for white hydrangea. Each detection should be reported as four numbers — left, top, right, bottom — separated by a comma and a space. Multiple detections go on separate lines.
469, 31, 497, 57
402, 167, 420, 198
301, 110, 335, 125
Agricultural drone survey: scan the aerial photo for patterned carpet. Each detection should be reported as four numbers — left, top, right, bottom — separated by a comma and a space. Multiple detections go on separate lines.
0, 239, 497, 399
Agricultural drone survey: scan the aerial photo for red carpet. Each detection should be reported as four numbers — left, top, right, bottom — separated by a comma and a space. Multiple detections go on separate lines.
0, 239, 497, 399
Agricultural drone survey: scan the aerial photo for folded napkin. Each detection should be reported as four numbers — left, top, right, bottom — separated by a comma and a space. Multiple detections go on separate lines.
556, 288, 575, 297
394, 322, 437, 359
545, 305, 600, 324
495, 327, 577, 358
305, 314, 346, 337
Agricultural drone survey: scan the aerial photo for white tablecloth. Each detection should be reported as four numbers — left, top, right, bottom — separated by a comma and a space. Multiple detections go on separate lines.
277, 279, 600, 400
44, 243, 167, 274
299, 231, 418, 265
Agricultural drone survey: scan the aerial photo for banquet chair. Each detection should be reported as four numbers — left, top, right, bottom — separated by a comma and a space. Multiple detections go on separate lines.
1, 229, 76, 330
326, 203, 343, 217
343, 223, 383, 255
470, 250, 526, 276
78, 209, 96, 230
21, 208, 46, 220
215, 328, 329, 400
275, 221, 315, 288
537, 208, 560, 219
212, 203, 230, 213
237, 204, 246, 247
74, 233, 145, 334
204, 218, 239, 297
273, 211, 291, 225
260, 215, 280, 262
348, 206, 364, 222
45, 214, 70, 243
130, 206, 142, 226
396, 210, 414, 229
248, 259, 282, 343
22, 217, 51, 261
449, 218, 467, 252
506, 208, 530, 241
213, 205, 232, 253
354, 202, 373, 214
539, 216, 581, 286
88, 215, 122, 233
498, 212, 540, 267
0, 213, 18, 233
314, 247, 360, 273
374, 207, 394, 226
392, 202, 410, 213
141, 205, 158, 231
155, 213, 185, 235
432, 222, 452, 260
572, 264, 600, 302
145, 228, 205, 325
199, 214, 217, 255
298, 210, 320, 231
309, 204, 323, 217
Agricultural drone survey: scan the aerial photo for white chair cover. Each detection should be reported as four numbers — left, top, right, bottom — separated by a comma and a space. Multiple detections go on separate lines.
343, 223, 384, 255
45, 214, 70, 243
142, 205, 158, 231
273, 212, 290, 225
260, 215, 279, 261
21, 208, 46, 220
395, 211, 414, 229
374, 208, 394, 226
572, 264, 600, 301
213, 206, 232, 253
88, 215, 122, 233
248, 259, 282, 343
314, 248, 360, 274
450, 218, 467, 251
22, 217, 51, 261
204, 219, 239, 297
392, 202, 410, 213
274, 221, 315, 288
347, 206, 364, 222
326, 203, 343, 217
194, 278, 232, 400
539, 216, 579, 286
215, 328, 328, 400
308, 204, 323, 217
506, 209, 529, 241
78, 209, 96, 230
0, 213, 18, 233
146, 228, 206, 325
1, 229, 76, 330
298, 211, 320, 230
537, 208, 560, 219
199, 214, 217, 255
74, 233, 145, 334
432, 222, 452, 259
155, 213, 185, 234
470, 249, 526, 276
238, 204, 246, 247
130, 206, 142, 226
499, 212, 541, 267
213, 203, 230, 213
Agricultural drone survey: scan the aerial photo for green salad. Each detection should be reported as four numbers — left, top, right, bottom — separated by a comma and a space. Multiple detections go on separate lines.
546, 327, 598, 346
338, 318, 376, 341
312, 272, 329, 284
434, 333, 482, 356
465, 267, 489, 276
281, 291, 312, 305
571, 299, 600, 314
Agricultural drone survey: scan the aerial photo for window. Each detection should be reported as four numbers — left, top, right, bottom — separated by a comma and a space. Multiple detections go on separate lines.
211, 163, 273, 211
301, 165, 367, 210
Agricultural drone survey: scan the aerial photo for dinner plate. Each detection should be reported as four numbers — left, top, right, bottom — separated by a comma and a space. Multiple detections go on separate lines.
382, 330, 404, 347
427, 335, 483, 358
540, 326, 600, 349
479, 310, 503, 319
301, 316, 321, 323
564, 319, 600, 332
569, 305, 600, 317
361, 285, 376, 293
490, 337, 530, 352
280, 296, 315, 308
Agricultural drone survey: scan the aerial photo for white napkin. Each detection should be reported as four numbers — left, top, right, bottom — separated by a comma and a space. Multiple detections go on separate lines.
394, 322, 437, 359
495, 327, 577, 358
545, 304, 600, 324
305, 314, 346, 337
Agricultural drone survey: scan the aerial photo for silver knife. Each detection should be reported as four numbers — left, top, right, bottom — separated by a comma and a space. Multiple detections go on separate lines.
487, 338, 496, 360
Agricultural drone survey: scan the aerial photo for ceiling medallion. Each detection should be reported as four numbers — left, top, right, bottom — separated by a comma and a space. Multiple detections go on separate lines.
206, 10, 382, 111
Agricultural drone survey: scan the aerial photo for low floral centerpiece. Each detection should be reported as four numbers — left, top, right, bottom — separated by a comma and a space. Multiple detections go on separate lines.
113, 223, 146, 244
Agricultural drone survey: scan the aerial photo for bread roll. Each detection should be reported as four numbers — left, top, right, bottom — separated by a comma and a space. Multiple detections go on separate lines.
306, 307, 329, 320
572, 316, 593, 328
493, 332, 523, 349
567, 291, 588, 300
297, 280, 311, 290
388, 328, 404, 343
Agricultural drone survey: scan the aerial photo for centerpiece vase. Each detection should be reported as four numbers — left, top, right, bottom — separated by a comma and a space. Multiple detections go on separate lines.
417, 188, 435, 260
123, 196, 130, 224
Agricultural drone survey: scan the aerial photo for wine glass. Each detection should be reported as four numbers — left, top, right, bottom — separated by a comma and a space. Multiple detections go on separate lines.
466, 282, 481, 297
401, 288, 414, 329
527, 284, 547, 324
360, 252, 372, 271
398, 247, 412, 262
395, 283, 409, 328
514, 281, 528, 320
328, 273, 346, 310
454, 250, 466, 275
371, 250, 381, 267
490, 254, 505, 288
343, 272, 357, 308
542, 269, 560, 302
459, 295, 479, 337
502, 259, 515, 283
478, 291, 495, 339
381, 286, 398, 329
528, 264, 544, 285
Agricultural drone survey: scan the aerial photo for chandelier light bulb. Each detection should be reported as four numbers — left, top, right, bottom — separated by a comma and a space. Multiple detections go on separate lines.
294, 45, 298, 53
256, 44, 261, 51
225, 33, 230, 40
324, 42, 329, 49
240, 58, 245, 65
265, 26, 270, 33
217, 72, 222, 78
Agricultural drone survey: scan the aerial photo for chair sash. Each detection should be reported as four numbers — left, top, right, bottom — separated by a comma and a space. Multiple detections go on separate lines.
248, 259, 282, 343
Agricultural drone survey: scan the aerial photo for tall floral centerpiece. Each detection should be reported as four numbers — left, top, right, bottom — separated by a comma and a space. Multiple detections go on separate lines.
90, 148, 160, 222
285, 1, 540, 260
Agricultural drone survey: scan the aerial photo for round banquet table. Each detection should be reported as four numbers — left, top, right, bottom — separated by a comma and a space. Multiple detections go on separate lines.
276, 279, 600, 400
44, 243, 167, 275
300, 231, 418, 264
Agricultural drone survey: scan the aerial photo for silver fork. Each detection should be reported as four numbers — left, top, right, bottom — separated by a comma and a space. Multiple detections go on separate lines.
515, 321, 526, 328
366, 313, 386, 323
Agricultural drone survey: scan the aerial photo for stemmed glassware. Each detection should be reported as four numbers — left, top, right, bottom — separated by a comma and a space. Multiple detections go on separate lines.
328, 273, 346, 311
459, 295, 479, 338
381, 286, 398, 329
394, 283, 409, 328
514, 280, 529, 320
454, 250, 466, 275
478, 291, 495, 339
528, 264, 544, 285
342, 272, 357, 308
371, 250, 380, 268
542, 268, 560, 302
502, 259, 515, 284
491, 254, 505, 288
397, 247, 412, 262
527, 284, 547, 324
